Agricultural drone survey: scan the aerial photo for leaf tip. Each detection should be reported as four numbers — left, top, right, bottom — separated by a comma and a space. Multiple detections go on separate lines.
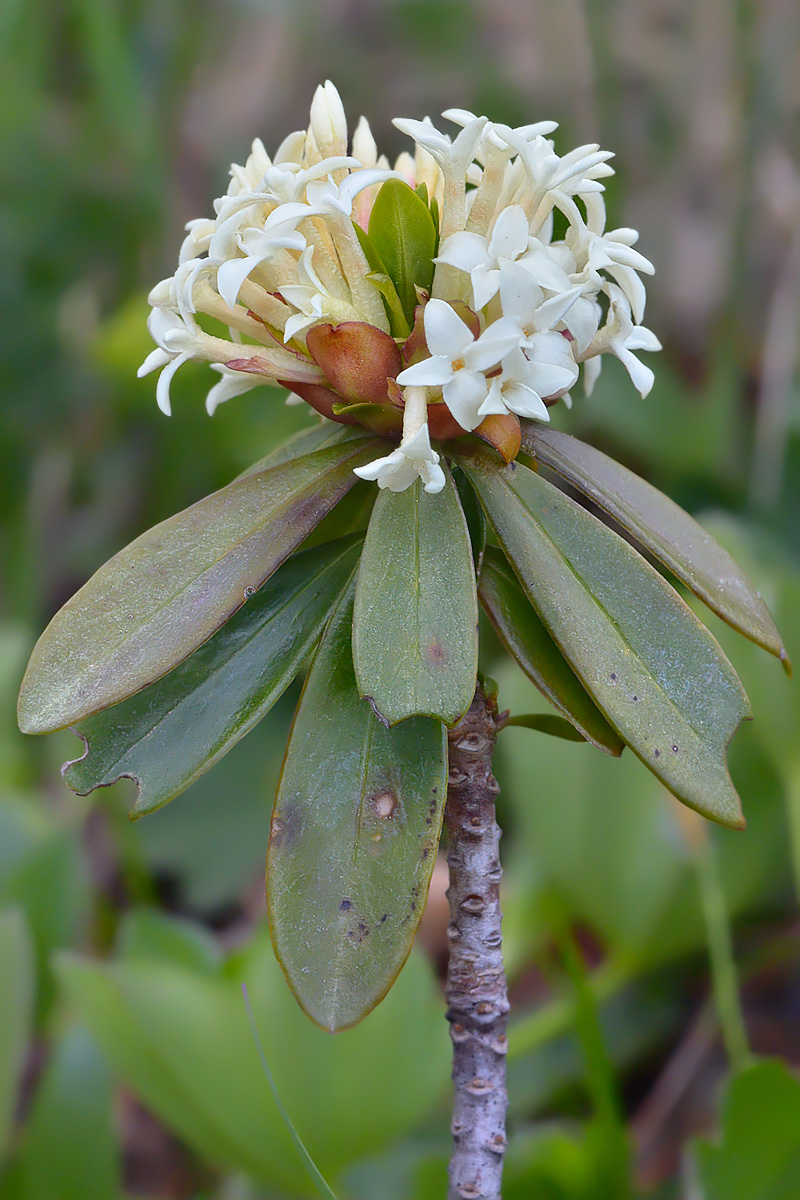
781, 646, 793, 678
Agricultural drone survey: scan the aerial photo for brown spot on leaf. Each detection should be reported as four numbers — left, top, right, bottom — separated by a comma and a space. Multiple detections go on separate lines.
339, 898, 352, 912
427, 641, 447, 667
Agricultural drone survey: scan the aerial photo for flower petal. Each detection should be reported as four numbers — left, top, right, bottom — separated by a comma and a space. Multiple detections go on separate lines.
435, 230, 491, 273
423, 299, 475, 359
396, 355, 454, 387
442, 370, 488, 430
487, 204, 529, 262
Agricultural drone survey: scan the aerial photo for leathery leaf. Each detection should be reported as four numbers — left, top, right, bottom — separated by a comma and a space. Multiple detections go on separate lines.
480, 547, 624, 755
353, 469, 478, 727
463, 452, 750, 828
63, 537, 362, 819
522, 423, 787, 668
18, 436, 382, 734
267, 582, 448, 1031
367, 180, 437, 325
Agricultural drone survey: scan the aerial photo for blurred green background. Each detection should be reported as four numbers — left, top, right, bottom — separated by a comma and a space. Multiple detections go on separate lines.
2, 1, 800, 1197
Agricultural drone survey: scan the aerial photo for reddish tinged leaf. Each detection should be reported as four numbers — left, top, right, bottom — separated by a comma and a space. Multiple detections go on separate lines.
474, 413, 522, 463
225, 356, 324, 386
306, 322, 402, 405
522, 424, 788, 666
280, 382, 361, 425
401, 305, 428, 366
427, 403, 467, 441
479, 547, 624, 755
331, 401, 403, 436
462, 451, 751, 829
17, 438, 384, 734
401, 301, 480, 367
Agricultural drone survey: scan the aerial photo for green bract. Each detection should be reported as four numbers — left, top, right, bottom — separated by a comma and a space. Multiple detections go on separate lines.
18, 397, 785, 1025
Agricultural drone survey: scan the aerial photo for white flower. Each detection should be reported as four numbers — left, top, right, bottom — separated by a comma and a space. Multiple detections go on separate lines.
397, 299, 521, 431
308, 80, 348, 159
354, 385, 445, 494
139, 82, 661, 497
478, 348, 551, 422
215, 204, 310, 310
260, 157, 359, 204
354, 423, 445, 494
304, 168, 399, 218
436, 204, 531, 309
392, 115, 487, 177
205, 365, 264, 415
278, 246, 355, 341
585, 285, 661, 397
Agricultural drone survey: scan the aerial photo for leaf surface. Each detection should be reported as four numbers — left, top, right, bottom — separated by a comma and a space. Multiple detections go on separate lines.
268, 584, 448, 1030
18, 437, 382, 733
463, 453, 750, 827
480, 547, 624, 755
353, 471, 478, 726
522, 424, 786, 665
368, 180, 437, 325
693, 1059, 800, 1199
14, 1026, 120, 1200
64, 537, 361, 818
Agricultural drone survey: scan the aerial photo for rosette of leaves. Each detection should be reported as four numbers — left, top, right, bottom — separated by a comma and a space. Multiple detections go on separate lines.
17, 182, 788, 1034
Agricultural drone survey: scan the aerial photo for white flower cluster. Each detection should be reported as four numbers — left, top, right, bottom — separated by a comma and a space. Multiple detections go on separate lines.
140, 82, 660, 495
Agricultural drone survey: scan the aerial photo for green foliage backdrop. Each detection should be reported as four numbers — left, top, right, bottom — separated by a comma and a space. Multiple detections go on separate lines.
1, 1, 799, 1196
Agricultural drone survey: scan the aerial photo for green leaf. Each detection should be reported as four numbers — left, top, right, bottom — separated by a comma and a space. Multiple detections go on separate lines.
236, 420, 372, 480
18, 437, 383, 734
63, 537, 362, 818
57, 935, 449, 1186
242, 984, 338, 1200
14, 1026, 120, 1200
462, 453, 750, 828
116, 909, 222, 973
368, 180, 437, 325
452, 464, 487, 570
480, 547, 624, 755
504, 714, 589, 742
353, 471, 478, 726
0, 909, 34, 1160
366, 273, 412, 337
55, 953, 303, 1187
352, 224, 410, 337
522, 424, 787, 666
268, 583, 448, 1030
693, 1060, 800, 1199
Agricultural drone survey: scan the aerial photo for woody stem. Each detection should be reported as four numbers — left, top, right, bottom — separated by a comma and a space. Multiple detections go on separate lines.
444, 684, 509, 1200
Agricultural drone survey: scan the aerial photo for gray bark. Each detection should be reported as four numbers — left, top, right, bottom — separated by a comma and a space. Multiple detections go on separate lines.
444, 685, 509, 1200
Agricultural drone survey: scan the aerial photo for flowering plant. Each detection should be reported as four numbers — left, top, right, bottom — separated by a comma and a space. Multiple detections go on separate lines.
17, 83, 786, 1200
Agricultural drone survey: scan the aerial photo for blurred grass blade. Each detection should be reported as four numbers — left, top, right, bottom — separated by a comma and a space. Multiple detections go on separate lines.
462, 451, 750, 828
522, 424, 788, 668
63, 536, 362, 818
268, 581, 448, 1030
242, 985, 338, 1200
18, 437, 383, 734
0, 908, 34, 1159
480, 547, 624, 755
353, 469, 478, 726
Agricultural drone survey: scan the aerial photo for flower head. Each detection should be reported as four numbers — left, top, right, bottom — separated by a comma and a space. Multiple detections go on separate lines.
139, 82, 660, 490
